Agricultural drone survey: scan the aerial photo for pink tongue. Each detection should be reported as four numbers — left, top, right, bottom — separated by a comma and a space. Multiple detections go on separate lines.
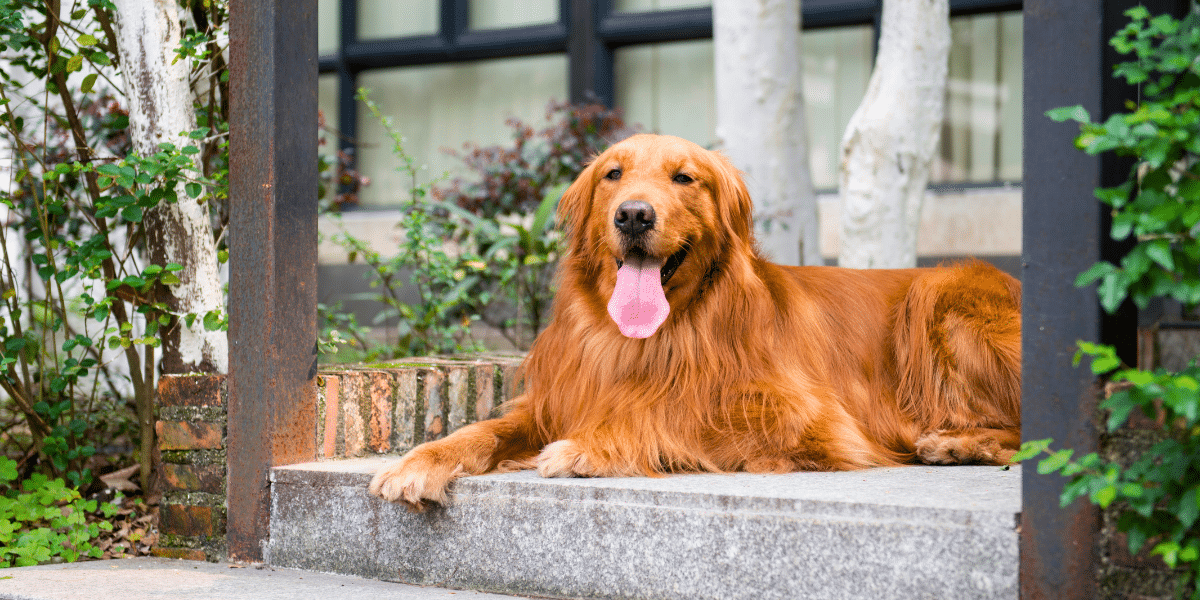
607, 255, 670, 338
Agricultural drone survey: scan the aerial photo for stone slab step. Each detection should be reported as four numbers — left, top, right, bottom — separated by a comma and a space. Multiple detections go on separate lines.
0, 556, 522, 600
267, 457, 1020, 600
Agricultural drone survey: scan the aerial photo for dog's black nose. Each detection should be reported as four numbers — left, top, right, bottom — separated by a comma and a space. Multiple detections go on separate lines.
614, 200, 656, 236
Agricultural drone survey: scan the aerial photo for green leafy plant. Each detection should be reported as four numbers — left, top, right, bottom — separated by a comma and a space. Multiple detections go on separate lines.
0, 457, 117, 567
1017, 4, 1200, 598
436, 102, 632, 348
324, 90, 486, 359
0, 0, 232, 493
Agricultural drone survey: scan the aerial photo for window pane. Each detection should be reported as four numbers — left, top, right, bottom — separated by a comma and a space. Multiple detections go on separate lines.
469, 0, 558, 30
614, 0, 711, 12
614, 27, 873, 189
615, 40, 717, 149
359, 0, 439, 40
933, 11, 1023, 184
356, 55, 569, 207
318, 0, 339, 55
318, 73, 339, 153
802, 25, 874, 189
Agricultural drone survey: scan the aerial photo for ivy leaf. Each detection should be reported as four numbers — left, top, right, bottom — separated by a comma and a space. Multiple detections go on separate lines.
1075, 262, 1115, 287
202, 311, 223, 331
121, 206, 143, 223
1144, 239, 1174, 272
1047, 105, 1091, 124
1097, 274, 1129, 315
1179, 487, 1200, 529
1038, 449, 1075, 475
1012, 439, 1051, 462
1093, 485, 1117, 508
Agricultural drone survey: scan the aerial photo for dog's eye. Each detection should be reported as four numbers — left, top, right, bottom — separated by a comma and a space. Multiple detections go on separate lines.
673, 173, 694, 184
605, 168, 622, 181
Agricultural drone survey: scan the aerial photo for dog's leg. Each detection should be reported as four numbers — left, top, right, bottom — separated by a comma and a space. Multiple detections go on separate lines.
895, 262, 1022, 459
914, 427, 1020, 465
368, 401, 539, 510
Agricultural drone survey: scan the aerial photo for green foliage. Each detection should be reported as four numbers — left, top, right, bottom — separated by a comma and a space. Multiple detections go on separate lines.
1019, 5, 1200, 597
0, 0, 231, 492
319, 98, 630, 358
324, 90, 486, 359
1047, 5, 1200, 313
435, 102, 630, 348
0, 457, 117, 567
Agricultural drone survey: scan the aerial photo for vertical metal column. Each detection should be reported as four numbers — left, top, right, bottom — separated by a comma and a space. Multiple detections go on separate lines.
1021, 1, 1105, 597
228, 0, 319, 562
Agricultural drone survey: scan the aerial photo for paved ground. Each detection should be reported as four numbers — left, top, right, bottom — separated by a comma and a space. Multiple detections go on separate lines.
0, 557, 525, 600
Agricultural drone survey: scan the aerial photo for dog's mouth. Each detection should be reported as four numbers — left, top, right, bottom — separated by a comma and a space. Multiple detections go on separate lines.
615, 245, 689, 287
607, 245, 689, 339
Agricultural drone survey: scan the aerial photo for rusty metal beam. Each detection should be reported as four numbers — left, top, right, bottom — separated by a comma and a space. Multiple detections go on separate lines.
227, 0, 319, 562
1021, 1, 1107, 597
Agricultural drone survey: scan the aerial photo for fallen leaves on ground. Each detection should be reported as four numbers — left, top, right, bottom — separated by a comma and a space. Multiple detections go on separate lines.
87, 494, 158, 560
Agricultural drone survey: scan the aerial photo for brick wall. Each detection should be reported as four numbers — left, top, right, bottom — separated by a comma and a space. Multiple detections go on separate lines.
152, 373, 228, 561
150, 355, 524, 561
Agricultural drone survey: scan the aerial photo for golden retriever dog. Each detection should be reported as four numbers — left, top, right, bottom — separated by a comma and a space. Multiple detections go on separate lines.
370, 134, 1021, 510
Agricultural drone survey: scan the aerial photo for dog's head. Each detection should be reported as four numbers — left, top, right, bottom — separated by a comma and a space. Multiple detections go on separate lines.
558, 134, 755, 338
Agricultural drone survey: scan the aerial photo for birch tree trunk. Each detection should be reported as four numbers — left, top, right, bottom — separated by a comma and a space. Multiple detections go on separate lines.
111, 0, 228, 374
837, 0, 950, 268
714, 0, 821, 266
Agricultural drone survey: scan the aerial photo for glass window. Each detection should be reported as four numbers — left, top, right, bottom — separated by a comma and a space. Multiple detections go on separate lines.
615, 39, 718, 150
469, 0, 559, 30
614, 0, 711, 12
318, 0, 339, 55
356, 55, 569, 207
933, 11, 1023, 184
802, 25, 874, 189
318, 74, 340, 153
614, 27, 873, 189
359, 0, 439, 40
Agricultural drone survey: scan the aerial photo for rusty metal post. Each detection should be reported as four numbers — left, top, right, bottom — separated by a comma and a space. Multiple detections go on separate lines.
1021, 4, 1106, 594
227, 0, 319, 562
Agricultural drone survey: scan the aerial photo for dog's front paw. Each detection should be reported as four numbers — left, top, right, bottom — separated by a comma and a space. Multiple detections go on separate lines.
368, 448, 465, 511
535, 440, 598, 478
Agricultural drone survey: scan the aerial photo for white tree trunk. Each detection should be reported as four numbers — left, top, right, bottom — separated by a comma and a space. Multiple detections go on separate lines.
111, 0, 228, 373
714, 0, 820, 266
838, 0, 950, 269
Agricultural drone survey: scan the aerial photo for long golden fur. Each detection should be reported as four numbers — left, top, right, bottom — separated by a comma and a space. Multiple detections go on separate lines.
370, 134, 1021, 509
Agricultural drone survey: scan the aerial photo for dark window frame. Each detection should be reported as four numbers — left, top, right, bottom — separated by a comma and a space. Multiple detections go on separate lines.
318, 0, 1022, 180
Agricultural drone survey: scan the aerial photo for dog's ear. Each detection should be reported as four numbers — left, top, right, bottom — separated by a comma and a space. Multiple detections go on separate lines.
709, 151, 754, 244
557, 157, 598, 245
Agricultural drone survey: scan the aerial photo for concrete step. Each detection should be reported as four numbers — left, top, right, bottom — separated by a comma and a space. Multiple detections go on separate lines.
0, 556, 522, 600
267, 457, 1020, 600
